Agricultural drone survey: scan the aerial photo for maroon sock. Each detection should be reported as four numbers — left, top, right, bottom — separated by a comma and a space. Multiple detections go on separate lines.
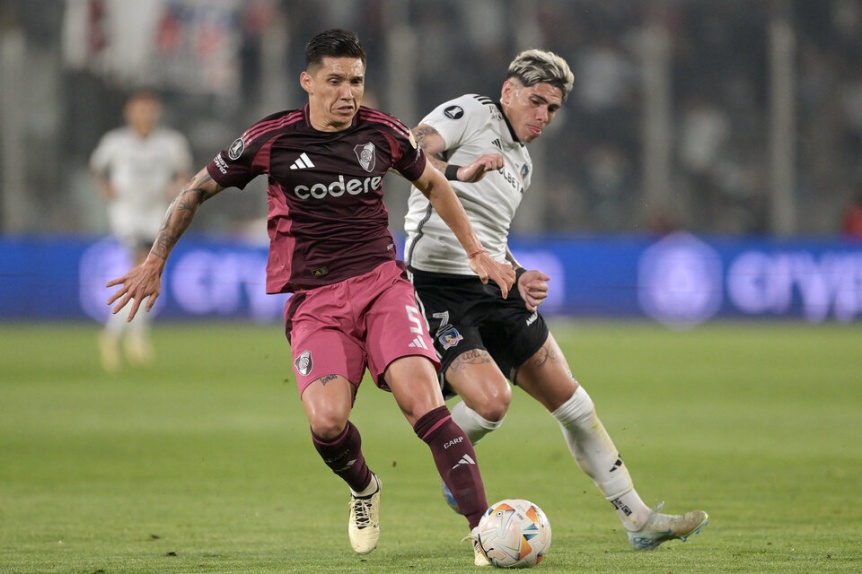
311, 421, 373, 493
414, 405, 488, 528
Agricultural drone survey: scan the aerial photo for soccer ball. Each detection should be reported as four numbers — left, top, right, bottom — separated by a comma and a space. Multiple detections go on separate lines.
476, 499, 552, 568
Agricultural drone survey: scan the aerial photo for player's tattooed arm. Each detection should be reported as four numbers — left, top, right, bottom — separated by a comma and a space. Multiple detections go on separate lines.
106, 168, 225, 321
413, 122, 503, 183
151, 169, 224, 260
412, 124, 448, 171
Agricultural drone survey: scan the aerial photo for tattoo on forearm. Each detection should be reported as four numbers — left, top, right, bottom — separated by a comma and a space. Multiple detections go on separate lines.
151, 175, 222, 260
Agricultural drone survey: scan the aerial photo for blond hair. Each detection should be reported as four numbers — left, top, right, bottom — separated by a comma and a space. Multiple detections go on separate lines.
507, 49, 574, 100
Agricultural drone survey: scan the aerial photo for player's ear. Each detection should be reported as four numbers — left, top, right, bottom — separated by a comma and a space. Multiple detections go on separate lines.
300, 71, 313, 94
501, 80, 515, 106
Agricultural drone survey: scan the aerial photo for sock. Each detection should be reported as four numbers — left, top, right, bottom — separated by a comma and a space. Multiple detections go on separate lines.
128, 307, 151, 338
450, 400, 504, 445
552, 386, 652, 531
104, 309, 127, 338
351, 473, 379, 498
414, 405, 488, 529
311, 421, 373, 494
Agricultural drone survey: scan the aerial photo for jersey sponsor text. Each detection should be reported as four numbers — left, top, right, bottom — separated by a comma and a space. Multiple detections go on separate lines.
293, 175, 383, 200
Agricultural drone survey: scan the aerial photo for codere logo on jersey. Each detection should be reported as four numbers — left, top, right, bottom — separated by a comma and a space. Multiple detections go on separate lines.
293, 175, 384, 200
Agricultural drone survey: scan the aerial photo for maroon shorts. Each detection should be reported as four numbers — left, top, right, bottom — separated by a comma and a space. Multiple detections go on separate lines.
285, 260, 439, 394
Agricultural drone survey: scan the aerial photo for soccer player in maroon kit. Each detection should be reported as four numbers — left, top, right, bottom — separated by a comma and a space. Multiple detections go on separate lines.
106, 29, 514, 564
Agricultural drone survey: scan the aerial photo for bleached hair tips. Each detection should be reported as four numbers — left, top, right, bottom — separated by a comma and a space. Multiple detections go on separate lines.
507, 49, 574, 100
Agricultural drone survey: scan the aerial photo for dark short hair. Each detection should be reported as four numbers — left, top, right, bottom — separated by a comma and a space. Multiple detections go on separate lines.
305, 29, 367, 70
126, 89, 160, 104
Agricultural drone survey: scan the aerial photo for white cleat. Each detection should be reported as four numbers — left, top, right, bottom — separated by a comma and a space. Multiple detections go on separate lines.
348, 476, 381, 554
628, 503, 708, 551
465, 527, 491, 567
124, 334, 153, 366
99, 333, 121, 374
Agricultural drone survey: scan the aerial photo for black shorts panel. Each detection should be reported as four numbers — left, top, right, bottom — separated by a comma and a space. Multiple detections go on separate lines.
410, 267, 549, 383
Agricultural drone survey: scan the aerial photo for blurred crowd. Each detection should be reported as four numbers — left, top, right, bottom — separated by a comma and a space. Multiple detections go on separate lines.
2, 0, 862, 237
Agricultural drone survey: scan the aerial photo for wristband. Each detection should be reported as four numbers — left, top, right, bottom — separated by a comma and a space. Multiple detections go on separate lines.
445, 164, 462, 181
468, 248, 486, 259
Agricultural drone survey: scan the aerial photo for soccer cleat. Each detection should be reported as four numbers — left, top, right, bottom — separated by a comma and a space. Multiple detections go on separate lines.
348, 476, 381, 554
464, 527, 491, 567
124, 334, 153, 366
99, 333, 121, 374
441, 480, 464, 515
627, 503, 708, 551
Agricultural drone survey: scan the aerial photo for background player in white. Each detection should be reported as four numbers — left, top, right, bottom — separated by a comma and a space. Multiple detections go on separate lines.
405, 49, 708, 551
90, 90, 192, 372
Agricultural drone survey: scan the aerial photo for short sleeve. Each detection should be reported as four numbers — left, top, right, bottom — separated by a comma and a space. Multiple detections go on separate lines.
167, 131, 193, 176
205, 111, 290, 190
420, 94, 490, 153
390, 120, 427, 182
89, 132, 116, 176
206, 132, 264, 190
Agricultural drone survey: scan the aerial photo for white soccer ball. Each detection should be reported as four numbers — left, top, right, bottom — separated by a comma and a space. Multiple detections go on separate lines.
476, 498, 552, 568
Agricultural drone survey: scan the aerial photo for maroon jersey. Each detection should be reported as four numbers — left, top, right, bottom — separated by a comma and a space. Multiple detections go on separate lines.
206, 105, 427, 293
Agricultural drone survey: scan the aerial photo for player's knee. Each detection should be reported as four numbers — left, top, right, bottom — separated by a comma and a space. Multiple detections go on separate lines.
308, 413, 348, 441
472, 384, 512, 422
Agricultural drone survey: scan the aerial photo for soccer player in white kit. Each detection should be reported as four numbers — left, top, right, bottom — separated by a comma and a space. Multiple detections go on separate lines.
90, 91, 192, 372
405, 49, 709, 551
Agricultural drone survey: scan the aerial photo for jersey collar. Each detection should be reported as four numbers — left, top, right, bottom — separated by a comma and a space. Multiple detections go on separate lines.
495, 101, 524, 147
302, 103, 361, 131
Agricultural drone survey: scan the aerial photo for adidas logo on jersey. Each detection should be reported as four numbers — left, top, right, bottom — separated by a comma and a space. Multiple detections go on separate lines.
408, 336, 428, 350
290, 152, 315, 170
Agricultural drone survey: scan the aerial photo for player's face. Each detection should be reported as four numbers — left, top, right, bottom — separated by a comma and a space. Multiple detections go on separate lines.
125, 97, 161, 138
301, 56, 365, 132
500, 80, 563, 143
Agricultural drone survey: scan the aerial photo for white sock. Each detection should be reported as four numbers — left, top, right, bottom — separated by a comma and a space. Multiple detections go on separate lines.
450, 400, 504, 445
128, 307, 151, 337
552, 386, 652, 531
104, 309, 127, 338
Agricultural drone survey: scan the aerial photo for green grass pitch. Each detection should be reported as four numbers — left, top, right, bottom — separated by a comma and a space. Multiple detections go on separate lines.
1, 320, 860, 573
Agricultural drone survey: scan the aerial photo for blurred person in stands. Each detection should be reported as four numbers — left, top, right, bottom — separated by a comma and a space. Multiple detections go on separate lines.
90, 90, 192, 373
842, 189, 862, 238
404, 49, 708, 551
105, 29, 514, 564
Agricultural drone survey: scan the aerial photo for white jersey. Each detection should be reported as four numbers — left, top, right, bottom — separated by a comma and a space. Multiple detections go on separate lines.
90, 126, 192, 242
404, 94, 532, 275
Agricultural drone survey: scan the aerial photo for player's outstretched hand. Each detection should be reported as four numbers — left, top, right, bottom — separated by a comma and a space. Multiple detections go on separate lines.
470, 252, 515, 299
105, 259, 164, 322
458, 153, 504, 183
518, 269, 550, 312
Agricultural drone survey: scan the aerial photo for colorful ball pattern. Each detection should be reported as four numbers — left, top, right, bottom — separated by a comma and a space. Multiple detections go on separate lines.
476, 499, 552, 568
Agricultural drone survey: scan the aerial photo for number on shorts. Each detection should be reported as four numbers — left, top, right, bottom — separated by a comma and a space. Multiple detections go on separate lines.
405, 305, 424, 334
